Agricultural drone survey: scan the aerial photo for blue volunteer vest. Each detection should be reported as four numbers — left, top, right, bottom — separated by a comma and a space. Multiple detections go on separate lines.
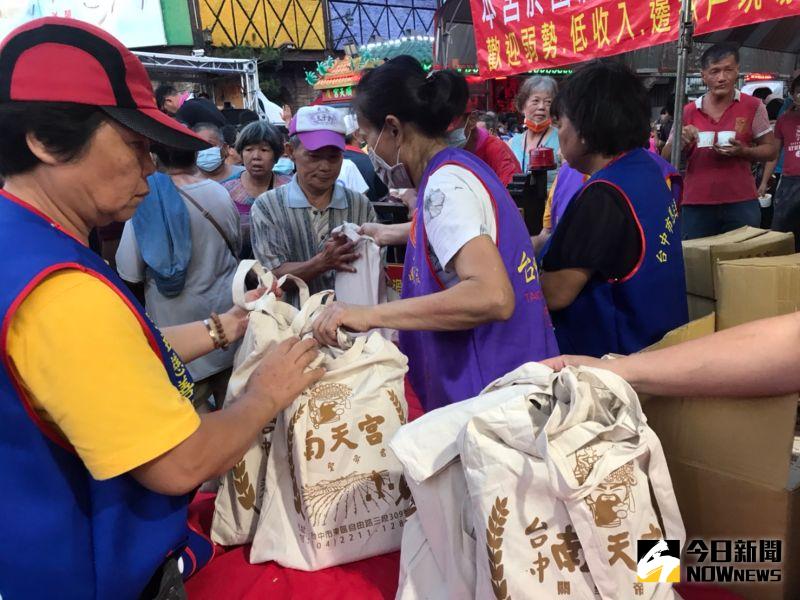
0, 192, 210, 599
546, 148, 689, 357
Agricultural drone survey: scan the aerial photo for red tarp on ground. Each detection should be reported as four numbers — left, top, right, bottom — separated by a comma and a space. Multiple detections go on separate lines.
186, 491, 744, 600
186, 492, 401, 600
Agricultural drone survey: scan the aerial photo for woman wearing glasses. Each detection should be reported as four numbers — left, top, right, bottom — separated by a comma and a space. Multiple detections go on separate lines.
507, 75, 561, 187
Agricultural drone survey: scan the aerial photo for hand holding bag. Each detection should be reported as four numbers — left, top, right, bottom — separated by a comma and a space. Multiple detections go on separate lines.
211, 260, 312, 545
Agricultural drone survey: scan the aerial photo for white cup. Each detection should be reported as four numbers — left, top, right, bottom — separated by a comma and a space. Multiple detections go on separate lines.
717, 131, 736, 147
697, 131, 715, 148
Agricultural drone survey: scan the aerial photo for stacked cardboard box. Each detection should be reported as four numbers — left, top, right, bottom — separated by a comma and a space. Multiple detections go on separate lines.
716, 254, 800, 331
682, 227, 795, 321
642, 314, 800, 600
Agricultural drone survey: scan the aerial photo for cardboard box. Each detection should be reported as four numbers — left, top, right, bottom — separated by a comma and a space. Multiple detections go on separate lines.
683, 227, 767, 299
716, 254, 800, 331
682, 227, 795, 299
687, 294, 715, 321
642, 315, 800, 600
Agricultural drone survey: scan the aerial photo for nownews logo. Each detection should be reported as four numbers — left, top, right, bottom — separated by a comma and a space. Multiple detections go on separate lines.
684, 539, 782, 583
636, 539, 681, 583
636, 538, 783, 584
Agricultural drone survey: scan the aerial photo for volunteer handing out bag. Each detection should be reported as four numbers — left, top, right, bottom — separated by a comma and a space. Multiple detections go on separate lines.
391, 363, 685, 600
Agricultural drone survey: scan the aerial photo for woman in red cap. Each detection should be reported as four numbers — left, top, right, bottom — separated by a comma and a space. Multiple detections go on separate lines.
0, 17, 323, 599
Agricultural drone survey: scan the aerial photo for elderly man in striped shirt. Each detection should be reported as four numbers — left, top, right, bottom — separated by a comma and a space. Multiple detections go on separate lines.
251, 106, 376, 306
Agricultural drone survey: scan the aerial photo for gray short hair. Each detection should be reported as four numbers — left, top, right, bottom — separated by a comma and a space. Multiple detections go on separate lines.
234, 120, 284, 158
515, 76, 558, 113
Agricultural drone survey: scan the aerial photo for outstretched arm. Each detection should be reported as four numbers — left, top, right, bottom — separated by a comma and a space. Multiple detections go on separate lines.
544, 312, 800, 398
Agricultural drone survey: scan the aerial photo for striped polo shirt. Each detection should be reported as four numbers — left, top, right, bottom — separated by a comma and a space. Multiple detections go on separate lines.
250, 176, 376, 306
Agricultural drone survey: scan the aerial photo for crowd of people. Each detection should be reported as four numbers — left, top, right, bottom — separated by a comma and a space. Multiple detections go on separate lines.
2, 15, 800, 599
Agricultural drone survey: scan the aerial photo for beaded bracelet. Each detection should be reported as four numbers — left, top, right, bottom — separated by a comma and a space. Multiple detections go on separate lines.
210, 312, 230, 349
203, 319, 223, 349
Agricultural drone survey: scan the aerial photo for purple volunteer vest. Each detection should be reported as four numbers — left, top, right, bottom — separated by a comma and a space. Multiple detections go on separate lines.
551, 163, 587, 230
399, 148, 559, 411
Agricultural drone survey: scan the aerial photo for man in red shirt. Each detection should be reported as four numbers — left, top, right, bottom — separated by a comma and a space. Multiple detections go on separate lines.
663, 44, 778, 239
771, 75, 800, 249
468, 125, 522, 186
448, 112, 522, 186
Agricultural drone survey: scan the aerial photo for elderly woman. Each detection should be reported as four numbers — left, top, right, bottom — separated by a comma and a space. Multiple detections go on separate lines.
508, 75, 561, 186
222, 120, 290, 258
0, 17, 322, 599
539, 60, 688, 357
313, 56, 558, 411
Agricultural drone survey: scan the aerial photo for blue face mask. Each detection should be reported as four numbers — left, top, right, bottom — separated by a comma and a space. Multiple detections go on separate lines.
273, 156, 295, 175
197, 147, 223, 172
445, 127, 467, 148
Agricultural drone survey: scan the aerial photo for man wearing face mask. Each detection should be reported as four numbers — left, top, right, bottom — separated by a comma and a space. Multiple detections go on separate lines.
314, 57, 559, 411
250, 106, 376, 307
192, 122, 244, 183
448, 111, 521, 186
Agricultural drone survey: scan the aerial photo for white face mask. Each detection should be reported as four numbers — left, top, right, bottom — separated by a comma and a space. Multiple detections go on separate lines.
368, 124, 414, 189
197, 146, 223, 172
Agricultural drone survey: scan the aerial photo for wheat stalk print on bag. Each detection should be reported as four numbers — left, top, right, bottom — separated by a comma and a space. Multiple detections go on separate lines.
388, 389, 407, 425
232, 460, 256, 512
487, 496, 511, 600
249, 309, 410, 570
231, 421, 275, 513
391, 362, 684, 599
211, 262, 302, 546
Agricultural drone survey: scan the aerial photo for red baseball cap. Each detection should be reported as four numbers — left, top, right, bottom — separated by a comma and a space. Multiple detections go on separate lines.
0, 17, 208, 151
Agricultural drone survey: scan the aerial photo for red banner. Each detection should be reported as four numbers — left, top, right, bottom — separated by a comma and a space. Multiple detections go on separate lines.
470, 0, 682, 78
694, 0, 800, 35
471, 0, 800, 78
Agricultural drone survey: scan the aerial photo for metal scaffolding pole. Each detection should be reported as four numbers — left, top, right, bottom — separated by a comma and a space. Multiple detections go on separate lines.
133, 51, 263, 119
670, 0, 694, 168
